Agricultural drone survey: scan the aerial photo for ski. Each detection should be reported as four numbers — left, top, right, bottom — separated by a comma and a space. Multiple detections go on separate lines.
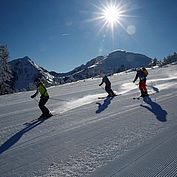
98, 97, 108, 99
98, 94, 120, 99
133, 92, 157, 100
23, 113, 54, 126
133, 96, 141, 100
23, 118, 41, 126
38, 113, 53, 121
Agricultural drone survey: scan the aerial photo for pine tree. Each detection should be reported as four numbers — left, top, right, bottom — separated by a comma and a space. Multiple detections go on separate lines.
149, 58, 158, 67
0, 45, 13, 95
162, 52, 177, 65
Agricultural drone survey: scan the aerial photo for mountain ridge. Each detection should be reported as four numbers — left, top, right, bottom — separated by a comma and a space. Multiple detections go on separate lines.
9, 50, 152, 91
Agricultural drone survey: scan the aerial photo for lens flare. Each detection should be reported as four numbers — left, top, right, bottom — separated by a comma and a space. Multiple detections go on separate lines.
93, 1, 127, 34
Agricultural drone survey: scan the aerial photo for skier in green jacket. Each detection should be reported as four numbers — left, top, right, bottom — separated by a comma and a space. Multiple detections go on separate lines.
31, 78, 52, 118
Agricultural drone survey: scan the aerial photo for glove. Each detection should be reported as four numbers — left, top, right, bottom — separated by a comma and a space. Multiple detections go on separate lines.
31, 95, 35, 99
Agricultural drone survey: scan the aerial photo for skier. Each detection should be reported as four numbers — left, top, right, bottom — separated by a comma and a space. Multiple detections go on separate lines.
31, 78, 52, 118
133, 67, 148, 97
99, 75, 116, 97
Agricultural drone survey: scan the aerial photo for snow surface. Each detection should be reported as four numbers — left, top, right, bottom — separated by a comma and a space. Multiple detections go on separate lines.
1, 64, 177, 177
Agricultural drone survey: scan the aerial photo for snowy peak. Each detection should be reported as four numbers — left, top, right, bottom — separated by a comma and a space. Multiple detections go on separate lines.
10, 56, 39, 74
102, 50, 151, 72
64, 50, 151, 80
85, 56, 104, 68
10, 56, 54, 91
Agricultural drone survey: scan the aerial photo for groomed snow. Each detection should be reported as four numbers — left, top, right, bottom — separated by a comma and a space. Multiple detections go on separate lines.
1, 64, 177, 177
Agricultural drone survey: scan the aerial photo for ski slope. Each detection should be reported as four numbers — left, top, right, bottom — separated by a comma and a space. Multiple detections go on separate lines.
1, 64, 177, 177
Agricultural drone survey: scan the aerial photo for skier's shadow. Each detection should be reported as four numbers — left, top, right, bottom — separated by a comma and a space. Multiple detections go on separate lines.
141, 96, 167, 122
0, 118, 44, 155
96, 97, 114, 113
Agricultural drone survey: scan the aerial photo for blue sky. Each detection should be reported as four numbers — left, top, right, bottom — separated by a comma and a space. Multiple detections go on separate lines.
1, 0, 177, 72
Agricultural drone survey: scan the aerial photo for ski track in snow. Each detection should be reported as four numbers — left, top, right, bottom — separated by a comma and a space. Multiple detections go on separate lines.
1, 65, 177, 177
52, 73, 177, 115
39, 67, 177, 176
40, 116, 167, 177
52, 93, 105, 114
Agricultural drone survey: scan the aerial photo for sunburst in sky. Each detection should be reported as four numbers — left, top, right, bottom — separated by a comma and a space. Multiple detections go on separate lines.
91, 1, 129, 36
1, 0, 177, 72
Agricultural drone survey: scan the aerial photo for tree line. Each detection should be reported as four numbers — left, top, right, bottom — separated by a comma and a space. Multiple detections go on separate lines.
0, 44, 13, 95
149, 52, 177, 67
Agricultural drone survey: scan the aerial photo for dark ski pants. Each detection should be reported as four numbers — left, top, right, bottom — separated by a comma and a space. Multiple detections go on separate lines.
38, 96, 50, 115
105, 85, 115, 96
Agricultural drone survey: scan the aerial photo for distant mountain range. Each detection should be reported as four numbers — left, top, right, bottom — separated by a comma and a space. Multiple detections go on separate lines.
9, 50, 152, 91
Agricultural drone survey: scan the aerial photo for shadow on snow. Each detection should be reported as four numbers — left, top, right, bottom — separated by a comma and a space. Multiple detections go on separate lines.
141, 96, 168, 122
96, 97, 114, 113
0, 118, 45, 155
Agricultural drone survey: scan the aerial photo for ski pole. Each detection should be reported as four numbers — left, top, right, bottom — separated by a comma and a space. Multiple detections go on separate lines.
100, 85, 105, 90
34, 97, 39, 103
49, 97, 68, 102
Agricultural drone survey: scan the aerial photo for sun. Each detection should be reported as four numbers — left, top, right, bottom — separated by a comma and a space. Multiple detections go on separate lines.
97, 1, 126, 32
86, 1, 135, 39
103, 4, 121, 27
89, 1, 128, 35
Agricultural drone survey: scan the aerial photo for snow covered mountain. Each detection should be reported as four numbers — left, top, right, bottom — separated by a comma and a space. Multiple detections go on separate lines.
53, 50, 151, 82
10, 56, 54, 91
1, 63, 177, 177
9, 50, 152, 91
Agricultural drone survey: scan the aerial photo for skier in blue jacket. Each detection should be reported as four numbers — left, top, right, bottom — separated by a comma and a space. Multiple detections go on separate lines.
133, 67, 148, 97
